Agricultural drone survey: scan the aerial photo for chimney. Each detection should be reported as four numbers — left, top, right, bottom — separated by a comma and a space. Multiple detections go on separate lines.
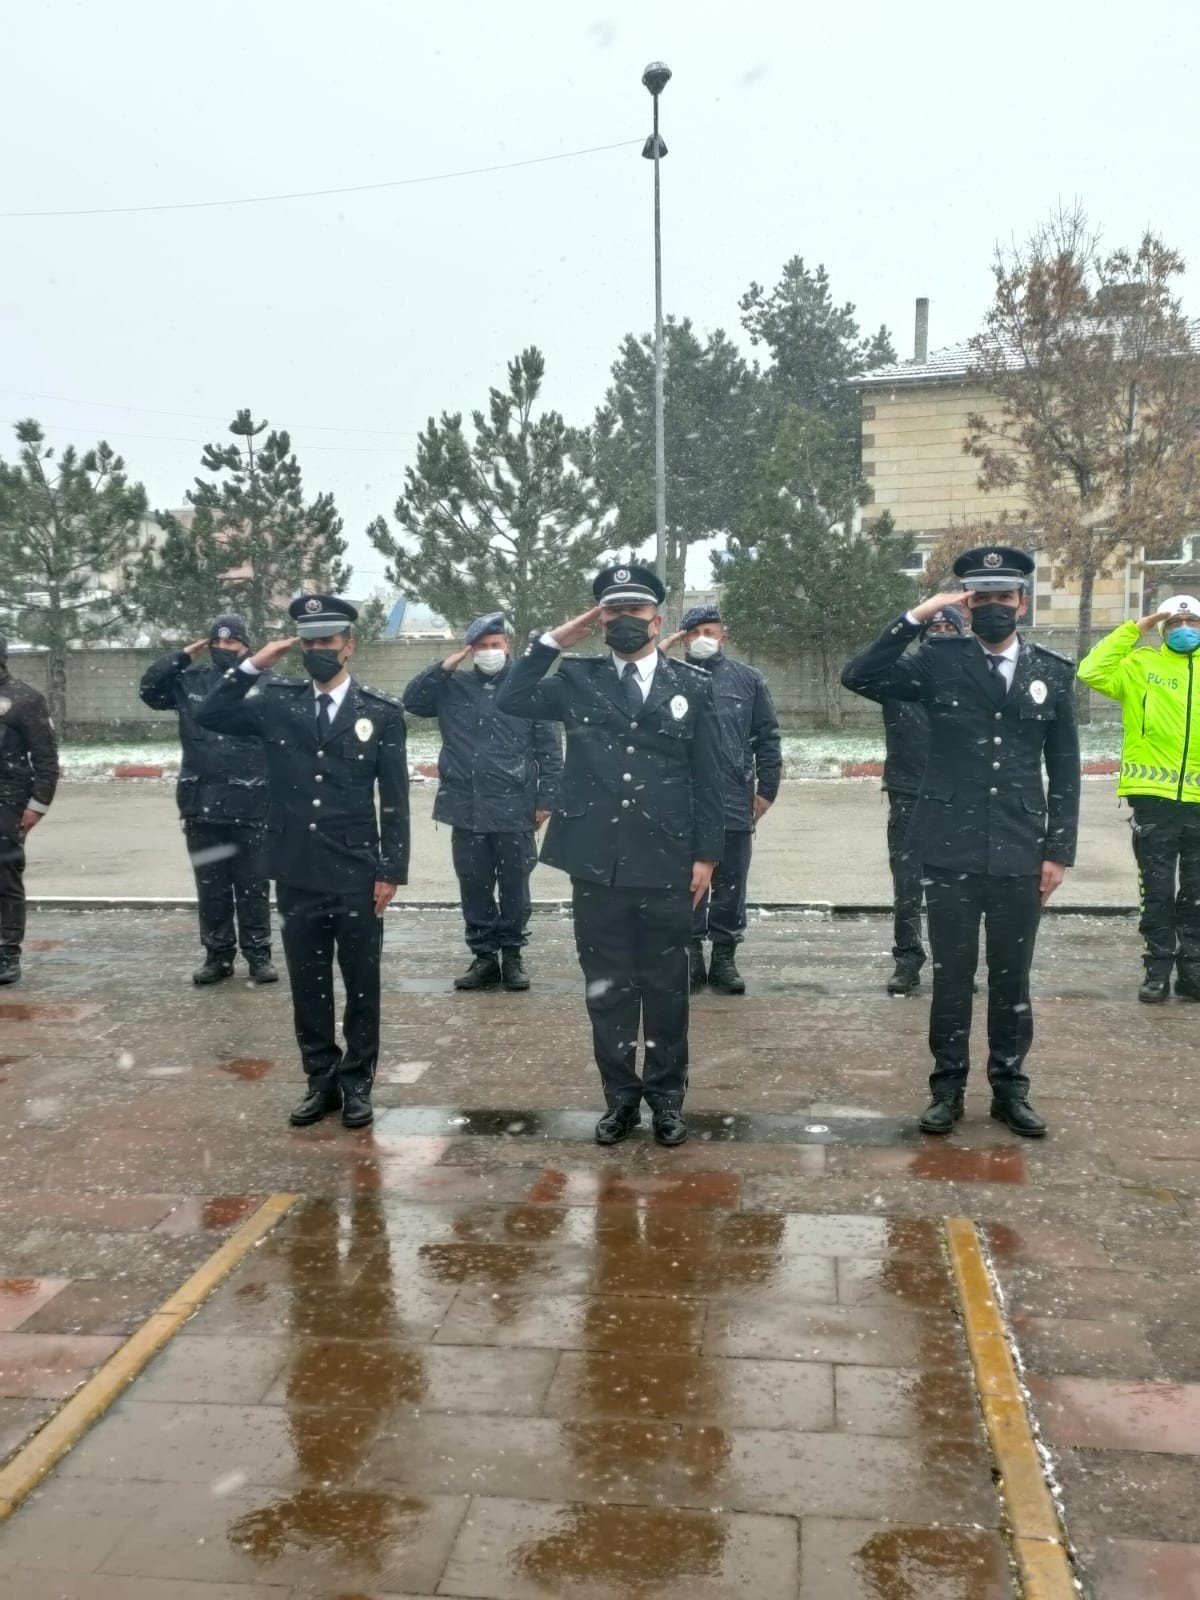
914, 297, 930, 364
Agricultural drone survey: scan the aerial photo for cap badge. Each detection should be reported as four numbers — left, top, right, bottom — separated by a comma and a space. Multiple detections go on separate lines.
305, 598, 321, 613
669, 694, 688, 721
1030, 680, 1048, 705
355, 717, 374, 742
983, 551, 1003, 568
217, 627, 230, 638
614, 567, 630, 582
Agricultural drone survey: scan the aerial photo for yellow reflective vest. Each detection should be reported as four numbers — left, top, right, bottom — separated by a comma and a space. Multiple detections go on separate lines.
1078, 620, 1200, 801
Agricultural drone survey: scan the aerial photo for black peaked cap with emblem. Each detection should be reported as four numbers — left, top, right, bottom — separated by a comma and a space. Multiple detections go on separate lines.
953, 545, 1036, 593
592, 563, 665, 608
288, 593, 359, 639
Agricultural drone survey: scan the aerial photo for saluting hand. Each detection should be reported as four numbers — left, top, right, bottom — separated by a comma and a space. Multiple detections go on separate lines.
659, 630, 685, 653
1137, 609, 1174, 634
442, 645, 472, 671
911, 590, 971, 624
249, 637, 300, 670
184, 637, 210, 658
549, 607, 602, 650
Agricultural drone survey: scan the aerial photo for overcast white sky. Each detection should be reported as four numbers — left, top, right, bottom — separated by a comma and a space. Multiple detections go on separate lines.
3, 0, 1197, 593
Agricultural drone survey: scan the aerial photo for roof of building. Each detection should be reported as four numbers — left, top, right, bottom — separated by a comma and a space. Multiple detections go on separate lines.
853, 339, 1017, 390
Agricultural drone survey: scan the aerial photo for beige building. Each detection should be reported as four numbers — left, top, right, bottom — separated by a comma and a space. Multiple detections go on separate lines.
853, 331, 1195, 627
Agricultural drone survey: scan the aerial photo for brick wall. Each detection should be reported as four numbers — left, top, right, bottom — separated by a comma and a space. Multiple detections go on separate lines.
8, 633, 1121, 735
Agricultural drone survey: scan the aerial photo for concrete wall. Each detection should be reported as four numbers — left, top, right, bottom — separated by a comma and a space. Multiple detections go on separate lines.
9, 633, 1122, 736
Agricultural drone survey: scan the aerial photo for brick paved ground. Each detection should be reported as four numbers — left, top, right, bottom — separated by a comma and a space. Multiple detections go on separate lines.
0, 908, 1196, 1597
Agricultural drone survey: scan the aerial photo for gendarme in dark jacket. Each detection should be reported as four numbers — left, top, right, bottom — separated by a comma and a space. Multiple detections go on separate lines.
0, 666, 58, 815
139, 652, 269, 823
841, 616, 1080, 876
496, 640, 725, 888
695, 653, 782, 829
402, 659, 562, 832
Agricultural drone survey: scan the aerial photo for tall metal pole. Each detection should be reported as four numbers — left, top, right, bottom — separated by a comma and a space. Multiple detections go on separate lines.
651, 90, 667, 589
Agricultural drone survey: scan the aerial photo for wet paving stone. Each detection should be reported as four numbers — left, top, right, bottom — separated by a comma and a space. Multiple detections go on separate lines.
833, 1365, 984, 1441
16, 1277, 164, 1336
545, 1350, 836, 1431
1028, 1374, 1200, 1454
0, 1276, 70, 1330
0, 1331, 123, 1398
1089, 1537, 1200, 1599
797, 1517, 1013, 1599
435, 1288, 707, 1353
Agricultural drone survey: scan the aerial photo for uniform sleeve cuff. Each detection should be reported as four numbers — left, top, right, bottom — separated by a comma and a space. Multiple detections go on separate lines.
27, 799, 50, 814
238, 659, 263, 676
538, 632, 562, 651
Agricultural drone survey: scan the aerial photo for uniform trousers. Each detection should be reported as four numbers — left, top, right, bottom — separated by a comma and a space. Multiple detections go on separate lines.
276, 879, 382, 1093
924, 867, 1041, 1101
184, 820, 270, 958
572, 878, 692, 1110
1128, 796, 1200, 974
0, 804, 26, 950
886, 793, 924, 965
450, 827, 535, 953
692, 828, 753, 945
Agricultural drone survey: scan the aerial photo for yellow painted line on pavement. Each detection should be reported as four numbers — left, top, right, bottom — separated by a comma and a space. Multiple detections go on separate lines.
944, 1217, 1076, 1600
0, 1191, 297, 1519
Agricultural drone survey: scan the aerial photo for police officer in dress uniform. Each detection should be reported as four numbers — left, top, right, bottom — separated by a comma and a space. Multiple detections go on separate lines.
0, 635, 59, 987
844, 605, 965, 995
662, 603, 782, 995
841, 547, 1080, 1138
197, 595, 409, 1130
403, 611, 562, 993
139, 613, 277, 987
497, 564, 725, 1147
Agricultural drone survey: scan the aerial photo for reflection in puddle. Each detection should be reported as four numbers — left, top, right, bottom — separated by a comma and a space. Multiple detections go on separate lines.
218, 1057, 275, 1081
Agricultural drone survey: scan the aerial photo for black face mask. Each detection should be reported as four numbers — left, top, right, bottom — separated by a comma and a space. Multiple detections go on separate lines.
970, 604, 1020, 645
302, 648, 345, 684
604, 615, 654, 656
209, 647, 243, 673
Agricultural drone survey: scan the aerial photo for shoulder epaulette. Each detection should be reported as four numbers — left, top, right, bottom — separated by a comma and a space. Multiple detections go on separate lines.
674, 658, 710, 677
358, 682, 403, 709
263, 674, 307, 691
1031, 642, 1075, 666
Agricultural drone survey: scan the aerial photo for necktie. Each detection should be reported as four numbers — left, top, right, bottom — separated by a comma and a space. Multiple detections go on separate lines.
986, 654, 1008, 697
316, 692, 333, 738
621, 661, 642, 718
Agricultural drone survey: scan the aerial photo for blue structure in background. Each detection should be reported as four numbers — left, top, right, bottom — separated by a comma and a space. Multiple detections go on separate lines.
382, 598, 409, 639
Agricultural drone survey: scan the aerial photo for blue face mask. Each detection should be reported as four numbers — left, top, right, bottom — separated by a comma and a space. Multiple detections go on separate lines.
1167, 626, 1200, 654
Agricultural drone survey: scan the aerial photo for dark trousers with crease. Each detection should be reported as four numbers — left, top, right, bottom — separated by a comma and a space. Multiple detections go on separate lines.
451, 827, 535, 953
886, 793, 925, 965
1129, 796, 1200, 974
0, 807, 26, 951
183, 820, 271, 958
276, 879, 382, 1093
692, 828, 753, 945
572, 878, 691, 1109
924, 867, 1041, 1101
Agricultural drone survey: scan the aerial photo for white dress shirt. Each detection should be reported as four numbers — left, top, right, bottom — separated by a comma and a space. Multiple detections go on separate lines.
904, 614, 1021, 690
239, 658, 353, 714
537, 634, 660, 701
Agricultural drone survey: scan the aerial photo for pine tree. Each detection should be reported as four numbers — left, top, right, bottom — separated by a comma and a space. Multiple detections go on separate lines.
368, 348, 610, 644
0, 420, 148, 727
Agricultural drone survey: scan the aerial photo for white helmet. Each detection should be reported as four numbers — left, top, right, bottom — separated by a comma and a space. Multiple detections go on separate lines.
1159, 594, 1200, 632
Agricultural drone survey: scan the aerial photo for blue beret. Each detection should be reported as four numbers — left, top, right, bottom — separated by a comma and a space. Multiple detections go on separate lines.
920, 604, 964, 637
465, 611, 506, 645
681, 604, 722, 631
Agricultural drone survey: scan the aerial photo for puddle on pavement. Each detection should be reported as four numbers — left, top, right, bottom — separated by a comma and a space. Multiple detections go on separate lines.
217, 1057, 276, 1081
374, 1104, 920, 1147
0, 1001, 100, 1022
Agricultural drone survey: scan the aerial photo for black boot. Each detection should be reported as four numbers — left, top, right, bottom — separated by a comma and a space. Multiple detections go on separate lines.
595, 1102, 641, 1146
454, 953, 501, 991
708, 943, 746, 995
887, 956, 923, 996
246, 952, 278, 985
0, 948, 21, 987
918, 1094, 964, 1135
990, 1096, 1047, 1137
1139, 963, 1172, 1004
1176, 961, 1200, 1001
689, 940, 707, 993
193, 954, 235, 986
289, 1080, 341, 1127
500, 948, 530, 991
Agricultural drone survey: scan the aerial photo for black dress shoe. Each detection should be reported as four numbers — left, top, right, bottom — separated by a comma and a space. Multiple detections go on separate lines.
1176, 976, 1200, 1002
289, 1084, 341, 1127
454, 954, 501, 991
888, 959, 922, 996
918, 1095, 964, 1134
500, 949, 530, 991
689, 940, 707, 993
708, 944, 746, 995
193, 955, 235, 986
595, 1103, 641, 1146
1139, 974, 1171, 1003
990, 1097, 1047, 1137
0, 951, 21, 986
342, 1089, 374, 1129
247, 954, 279, 984
651, 1106, 689, 1147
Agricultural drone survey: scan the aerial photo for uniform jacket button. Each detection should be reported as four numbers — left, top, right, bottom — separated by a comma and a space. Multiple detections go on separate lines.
313, 798, 321, 806
993, 761, 1001, 769
308, 822, 317, 831
621, 799, 630, 808
989, 786, 998, 795
315, 773, 324, 781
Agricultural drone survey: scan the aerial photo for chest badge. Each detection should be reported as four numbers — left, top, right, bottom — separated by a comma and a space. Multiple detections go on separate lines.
0, 697, 11, 718
1029, 680, 1048, 705
355, 717, 375, 742
669, 694, 688, 721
